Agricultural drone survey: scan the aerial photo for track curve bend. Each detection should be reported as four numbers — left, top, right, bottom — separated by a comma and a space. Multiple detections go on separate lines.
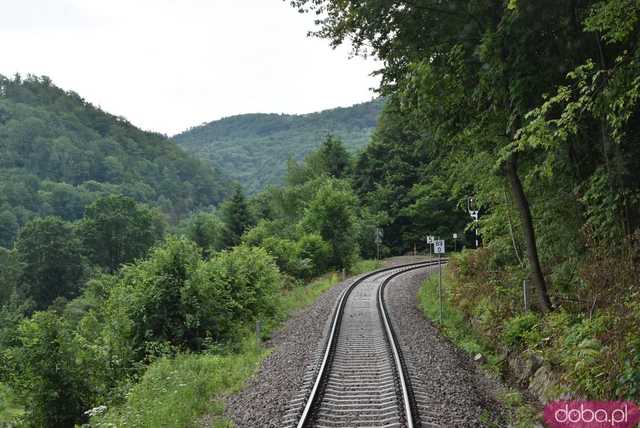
287, 261, 442, 428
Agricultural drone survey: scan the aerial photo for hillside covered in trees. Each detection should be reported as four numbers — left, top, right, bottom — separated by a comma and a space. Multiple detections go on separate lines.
0, 74, 228, 247
291, 0, 640, 418
2, 0, 640, 426
173, 98, 383, 193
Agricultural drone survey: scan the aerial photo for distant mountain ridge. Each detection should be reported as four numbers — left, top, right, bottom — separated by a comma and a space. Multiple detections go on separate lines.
173, 99, 384, 194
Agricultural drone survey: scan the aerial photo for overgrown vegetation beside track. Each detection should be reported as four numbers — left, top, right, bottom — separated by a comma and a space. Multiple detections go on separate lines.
294, 0, 640, 411
420, 246, 640, 426
0, 120, 385, 426
92, 262, 381, 428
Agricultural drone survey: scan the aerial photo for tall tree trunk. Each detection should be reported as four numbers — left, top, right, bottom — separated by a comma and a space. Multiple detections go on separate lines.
504, 155, 553, 312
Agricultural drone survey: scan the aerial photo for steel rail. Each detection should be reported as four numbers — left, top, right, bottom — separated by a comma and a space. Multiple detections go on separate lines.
295, 260, 443, 428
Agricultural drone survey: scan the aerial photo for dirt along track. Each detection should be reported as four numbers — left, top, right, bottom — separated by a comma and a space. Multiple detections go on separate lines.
216, 257, 506, 427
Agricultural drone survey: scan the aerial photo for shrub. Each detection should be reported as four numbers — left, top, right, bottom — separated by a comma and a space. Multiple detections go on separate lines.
296, 233, 331, 277
103, 236, 202, 355
241, 219, 272, 246
502, 313, 540, 348
177, 211, 225, 256
2, 312, 96, 427
259, 236, 307, 278
553, 314, 612, 398
185, 245, 282, 344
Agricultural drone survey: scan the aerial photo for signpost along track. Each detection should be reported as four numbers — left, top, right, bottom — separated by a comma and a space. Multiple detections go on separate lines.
434, 239, 445, 324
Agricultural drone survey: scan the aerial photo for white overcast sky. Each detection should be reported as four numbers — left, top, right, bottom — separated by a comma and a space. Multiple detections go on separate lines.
1, 0, 381, 135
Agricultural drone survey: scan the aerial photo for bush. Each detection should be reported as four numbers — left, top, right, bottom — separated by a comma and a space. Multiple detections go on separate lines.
185, 245, 282, 345
2, 312, 96, 427
259, 236, 308, 278
240, 220, 270, 246
502, 313, 540, 348
296, 233, 331, 277
177, 211, 225, 256
102, 236, 202, 356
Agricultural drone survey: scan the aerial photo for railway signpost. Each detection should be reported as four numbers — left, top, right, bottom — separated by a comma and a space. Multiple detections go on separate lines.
375, 228, 383, 260
426, 235, 434, 258
434, 239, 445, 324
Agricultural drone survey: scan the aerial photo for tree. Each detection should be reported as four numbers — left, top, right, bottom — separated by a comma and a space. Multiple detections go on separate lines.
14, 217, 85, 309
0, 74, 229, 248
302, 179, 359, 269
291, 0, 604, 311
104, 236, 202, 353
179, 211, 225, 256
319, 135, 351, 178
2, 311, 95, 428
0, 248, 21, 307
0, 211, 18, 249
188, 245, 282, 341
79, 195, 164, 272
352, 97, 429, 253
221, 187, 254, 248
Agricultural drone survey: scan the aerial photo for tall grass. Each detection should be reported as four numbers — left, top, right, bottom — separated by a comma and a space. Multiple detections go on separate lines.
93, 338, 262, 428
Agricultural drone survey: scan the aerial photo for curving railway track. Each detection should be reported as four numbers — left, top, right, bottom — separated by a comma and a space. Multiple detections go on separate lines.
284, 261, 443, 428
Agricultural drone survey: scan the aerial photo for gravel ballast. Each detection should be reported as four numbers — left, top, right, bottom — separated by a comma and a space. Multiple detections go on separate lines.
384, 265, 506, 427
221, 274, 355, 427
219, 258, 506, 427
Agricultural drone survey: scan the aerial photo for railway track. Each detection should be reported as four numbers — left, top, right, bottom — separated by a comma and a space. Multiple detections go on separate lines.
285, 261, 442, 428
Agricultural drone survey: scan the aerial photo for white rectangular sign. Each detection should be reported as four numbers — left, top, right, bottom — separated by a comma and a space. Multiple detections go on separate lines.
426, 236, 434, 244
434, 240, 445, 254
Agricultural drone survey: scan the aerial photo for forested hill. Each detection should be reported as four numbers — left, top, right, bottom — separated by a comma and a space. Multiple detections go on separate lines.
173, 98, 383, 193
0, 74, 228, 247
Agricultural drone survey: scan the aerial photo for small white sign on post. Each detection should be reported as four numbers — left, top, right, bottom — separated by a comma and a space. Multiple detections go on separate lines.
434, 240, 445, 254
427, 235, 434, 244
374, 228, 383, 259
453, 233, 458, 239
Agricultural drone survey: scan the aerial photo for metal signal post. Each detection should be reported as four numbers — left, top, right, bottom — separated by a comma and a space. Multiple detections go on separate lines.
374, 227, 383, 260
434, 239, 445, 324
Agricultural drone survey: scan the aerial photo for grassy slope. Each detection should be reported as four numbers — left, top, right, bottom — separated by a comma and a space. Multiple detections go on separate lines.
173, 99, 383, 194
92, 260, 382, 427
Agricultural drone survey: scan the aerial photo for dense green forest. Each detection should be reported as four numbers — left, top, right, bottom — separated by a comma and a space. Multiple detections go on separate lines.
0, 74, 228, 247
1, 0, 640, 426
173, 99, 383, 193
0, 128, 400, 425
293, 0, 640, 409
